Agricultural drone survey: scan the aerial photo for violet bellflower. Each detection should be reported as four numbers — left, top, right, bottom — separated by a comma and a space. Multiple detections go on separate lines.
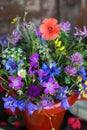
17, 100, 26, 111
42, 77, 60, 95
61, 98, 70, 109
27, 102, 40, 115
2, 96, 18, 112
9, 76, 24, 90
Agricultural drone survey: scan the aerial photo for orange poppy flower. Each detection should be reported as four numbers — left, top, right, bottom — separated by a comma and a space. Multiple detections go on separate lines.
40, 18, 60, 40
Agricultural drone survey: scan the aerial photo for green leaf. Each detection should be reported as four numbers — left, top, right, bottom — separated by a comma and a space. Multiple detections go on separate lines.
8, 115, 16, 124
65, 77, 71, 84
83, 60, 87, 66
82, 50, 87, 58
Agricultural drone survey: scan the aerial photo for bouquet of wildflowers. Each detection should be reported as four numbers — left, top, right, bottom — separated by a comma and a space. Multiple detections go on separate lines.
0, 12, 87, 115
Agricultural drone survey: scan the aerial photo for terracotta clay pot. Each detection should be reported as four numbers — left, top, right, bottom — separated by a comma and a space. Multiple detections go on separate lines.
22, 93, 78, 130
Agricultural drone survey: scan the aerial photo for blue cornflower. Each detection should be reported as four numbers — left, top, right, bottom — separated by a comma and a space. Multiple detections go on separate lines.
42, 62, 61, 76
0, 36, 8, 47
41, 62, 61, 80
17, 100, 26, 111
2, 96, 18, 112
4, 57, 17, 74
27, 102, 40, 115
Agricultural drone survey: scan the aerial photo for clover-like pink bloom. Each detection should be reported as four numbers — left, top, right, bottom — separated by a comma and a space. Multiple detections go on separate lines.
9, 76, 24, 90
42, 77, 60, 95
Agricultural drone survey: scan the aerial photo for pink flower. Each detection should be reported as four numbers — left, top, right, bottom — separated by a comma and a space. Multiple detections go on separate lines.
9, 76, 24, 90
68, 117, 81, 129
40, 18, 60, 40
42, 77, 60, 95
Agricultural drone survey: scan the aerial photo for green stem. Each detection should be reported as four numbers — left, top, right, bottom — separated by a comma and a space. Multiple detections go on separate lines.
57, 52, 62, 64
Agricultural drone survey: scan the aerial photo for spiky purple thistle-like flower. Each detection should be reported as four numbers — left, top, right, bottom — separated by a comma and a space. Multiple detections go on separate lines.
60, 21, 71, 33
70, 52, 83, 66
64, 65, 77, 77
27, 84, 41, 98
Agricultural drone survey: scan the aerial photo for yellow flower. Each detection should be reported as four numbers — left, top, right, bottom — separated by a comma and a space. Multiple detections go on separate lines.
82, 93, 87, 98
59, 46, 65, 51
55, 39, 62, 47
78, 83, 82, 88
11, 18, 18, 24
84, 81, 87, 85
63, 50, 67, 55
77, 76, 82, 82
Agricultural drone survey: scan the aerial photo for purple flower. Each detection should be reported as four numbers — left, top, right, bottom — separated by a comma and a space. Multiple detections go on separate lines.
9, 76, 24, 90
29, 53, 39, 68
38, 70, 47, 78
0, 36, 8, 47
21, 22, 30, 28
42, 77, 60, 95
2, 96, 18, 112
74, 26, 87, 38
27, 102, 40, 115
39, 96, 54, 108
64, 65, 77, 76
28, 67, 37, 76
60, 21, 71, 33
27, 84, 41, 98
70, 52, 83, 66
11, 29, 21, 45
35, 29, 41, 38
